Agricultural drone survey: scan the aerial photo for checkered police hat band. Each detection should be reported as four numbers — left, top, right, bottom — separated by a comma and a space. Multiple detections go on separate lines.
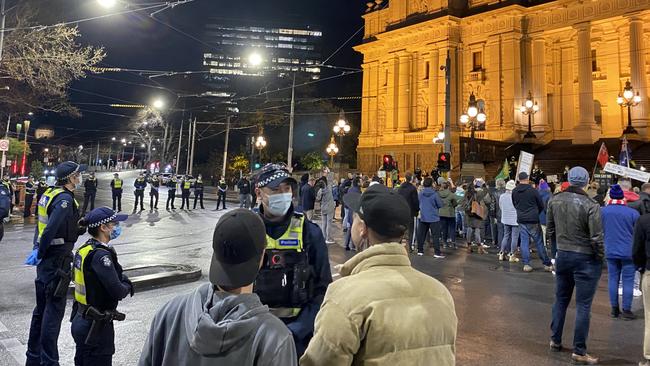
257, 171, 291, 188
88, 215, 116, 228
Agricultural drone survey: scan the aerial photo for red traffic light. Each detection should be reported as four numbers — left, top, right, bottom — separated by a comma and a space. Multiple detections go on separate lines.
440, 155, 447, 161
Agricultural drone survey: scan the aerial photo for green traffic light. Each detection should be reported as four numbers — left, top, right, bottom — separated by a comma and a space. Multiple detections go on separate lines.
307, 132, 315, 137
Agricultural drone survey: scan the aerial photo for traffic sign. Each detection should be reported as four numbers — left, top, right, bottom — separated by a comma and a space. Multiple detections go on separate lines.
0, 139, 9, 151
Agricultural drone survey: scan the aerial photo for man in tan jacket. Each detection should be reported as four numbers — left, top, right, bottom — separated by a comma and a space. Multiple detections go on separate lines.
301, 184, 457, 366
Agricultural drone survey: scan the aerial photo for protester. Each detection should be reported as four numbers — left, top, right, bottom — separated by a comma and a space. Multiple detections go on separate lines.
630, 183, 650, 215
139, 209, 297, 366
621, 179, 640, 203
416, 178, 444, 257
300, 178, 316, 221
316, 172, 336, 244
601, 184, 639, 320
547, 166, 604, 365
438, 180, 458, 249
237, 176, 252, 209
633, 205, 650, 366
498, 180, 519, 262
301, 185, 457, 366
512, 172, 552, 272
593, 185, 608, 207
461, 183, 489, 254
492, 179, 507, 249
455, 185, 465, 237
538, 179, 552, 249
343, 178, 361, 251
397, 172, 419, 251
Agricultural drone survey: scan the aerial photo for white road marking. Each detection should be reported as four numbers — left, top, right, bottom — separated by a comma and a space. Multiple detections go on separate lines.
0, 320, 8, 333
0, 338, 26, 365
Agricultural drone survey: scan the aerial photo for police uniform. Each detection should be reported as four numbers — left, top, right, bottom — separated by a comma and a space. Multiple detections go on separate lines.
110, 176, 123, 212
180, 177, 192, 210
71, 207, 132, 366
148, 175, 160, 210
192, 177, 204, 209
166, 177, 177, 210
25, 161, 87, 366
133, 176, 146, 212
252, 164, 332, 357
24, 178, 36, 218
0, 181, 11, 241
82, 175, 98, 214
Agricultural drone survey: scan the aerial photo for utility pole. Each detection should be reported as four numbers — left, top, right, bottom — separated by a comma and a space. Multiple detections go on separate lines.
221, 115, 230, 179
185, 117, 192, 174
175, 120, 183, 175
95, 142, 100, 167
287, 74, 295, 169
1, 114, 10, 177
0, 0, 7, 62
189, 118, 197, 175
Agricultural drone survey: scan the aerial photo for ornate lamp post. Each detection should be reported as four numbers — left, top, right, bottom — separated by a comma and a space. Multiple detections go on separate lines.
617, 80, 642, 135
326, 136, 339, 167
332, 110, 350, 170
519, 91, 539, 139
252, 128, 267, 172
21, 119, 30, 176
459, 92, 486, 163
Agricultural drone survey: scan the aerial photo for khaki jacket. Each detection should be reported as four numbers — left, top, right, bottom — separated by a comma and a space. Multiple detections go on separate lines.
301, 243, 457, 366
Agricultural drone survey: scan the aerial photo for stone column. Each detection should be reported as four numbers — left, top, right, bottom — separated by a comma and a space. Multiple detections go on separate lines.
398, 53, 412, 131
361, 63, 370, 136
368, 62, 379, 134
573, 22, 598, 144
428, 48, 440, 130
388, 56, 399, 131
629, 15, 649, 134
532, 37, 547, 132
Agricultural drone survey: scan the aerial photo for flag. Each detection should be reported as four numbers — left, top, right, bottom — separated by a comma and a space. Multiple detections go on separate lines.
596, 142, 609, 169
495, 158, 509, 180
620, 137, 632, 168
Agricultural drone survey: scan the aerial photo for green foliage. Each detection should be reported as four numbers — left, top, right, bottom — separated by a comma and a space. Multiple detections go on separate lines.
301, 151, 323, 171
229, 153, 249, 173
8, 137, 31, 156
30, 160, 43, 178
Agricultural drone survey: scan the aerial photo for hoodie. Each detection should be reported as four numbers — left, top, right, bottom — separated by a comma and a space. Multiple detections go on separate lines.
511, 183, 544, 224
139, 283, 297, 366
418, 187, 444, 223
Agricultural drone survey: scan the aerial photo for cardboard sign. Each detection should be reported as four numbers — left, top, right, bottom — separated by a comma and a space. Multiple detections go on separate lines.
377, 170, 386, 178
603, 162, 650, 183
516, 151, 534, 179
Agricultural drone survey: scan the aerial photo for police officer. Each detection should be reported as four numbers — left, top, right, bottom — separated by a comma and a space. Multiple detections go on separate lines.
166, 175, 177, 210
192, 174, 205, 209
82, 172, 98, 215
36, 177, 48, 215
213, 178, 227, 211
252, 163, 332, 357
0, 179, 11, 241
180, 175, 192, 210
24, 176, 36, 218
148, 174, 160, 210
3, 175, 13, 214
133, 173, 146, 213
72, 207, 133, 366
25, 161, 87, 366
110, 173, 123, 212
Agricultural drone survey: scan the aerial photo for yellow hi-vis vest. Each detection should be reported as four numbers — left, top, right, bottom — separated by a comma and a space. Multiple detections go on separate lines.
74, 243, 95, 305
37, 188, 78, 244
183, 181, 191, 189
113, 179, 122, 189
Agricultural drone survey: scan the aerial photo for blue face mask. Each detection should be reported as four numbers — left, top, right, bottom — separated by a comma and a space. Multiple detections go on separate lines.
110, 224, 122, 240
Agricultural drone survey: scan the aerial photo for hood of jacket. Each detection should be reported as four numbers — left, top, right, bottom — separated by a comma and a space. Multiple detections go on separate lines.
421, 187, 436, 197
184, 285, 270, 357
438, 189, 452, 199
624, 190, 640, 202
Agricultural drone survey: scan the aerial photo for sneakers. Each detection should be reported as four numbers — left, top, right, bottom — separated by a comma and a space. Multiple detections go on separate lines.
497, 252, 504, 261
509, 254, 520, 263
544, 265, 553, 272
549, 340, 562, 352
417, 252, 424, 256
611, 307, 620, 318
571, 353, 599, 365
433, 254, 446, 259
523, 265, 533, 272
622, 310, 636, 320
635, 288, 643, 297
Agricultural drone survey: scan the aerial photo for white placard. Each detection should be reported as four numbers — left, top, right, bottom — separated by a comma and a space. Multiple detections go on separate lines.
546, 175, 558, 183
603, 162, 650, 183
377, 170, 386, 178
516, 151, 535, 179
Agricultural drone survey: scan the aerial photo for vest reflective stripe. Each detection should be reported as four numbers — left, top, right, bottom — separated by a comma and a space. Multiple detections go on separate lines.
183, 181, 191, 189
265, 215, 304, 252
37, 188, 78, 243
73, 243, 95, 305
113, 179, 122, 189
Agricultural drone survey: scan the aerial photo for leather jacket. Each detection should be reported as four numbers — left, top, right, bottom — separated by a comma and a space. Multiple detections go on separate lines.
547, 186, 604, 259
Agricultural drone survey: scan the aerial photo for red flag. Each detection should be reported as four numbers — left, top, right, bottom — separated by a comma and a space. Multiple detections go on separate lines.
597, 142, 609, 168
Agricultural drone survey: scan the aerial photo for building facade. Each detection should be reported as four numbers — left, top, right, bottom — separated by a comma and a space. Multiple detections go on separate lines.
354, 0, 650, 175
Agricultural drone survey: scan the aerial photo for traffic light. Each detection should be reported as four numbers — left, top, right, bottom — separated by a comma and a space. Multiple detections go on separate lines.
254, 162, 261, 170
382, 155, 394, 171
437, 152, 451, 171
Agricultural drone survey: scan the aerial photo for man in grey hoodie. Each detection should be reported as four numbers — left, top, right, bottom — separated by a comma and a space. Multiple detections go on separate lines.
138, 209, 297, 366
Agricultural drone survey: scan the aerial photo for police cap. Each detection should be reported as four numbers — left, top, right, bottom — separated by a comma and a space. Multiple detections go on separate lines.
255, 163, 297, 189
84, 207, 128, 228
55, 161, 87, 180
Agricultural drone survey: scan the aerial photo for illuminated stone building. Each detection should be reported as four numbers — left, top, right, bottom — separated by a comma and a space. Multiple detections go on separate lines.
354, 0, 650, 175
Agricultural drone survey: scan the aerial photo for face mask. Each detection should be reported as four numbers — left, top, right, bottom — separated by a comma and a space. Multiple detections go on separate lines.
110, 224, 122, 241
266, 192, 292, 216
74, 175, 83, 189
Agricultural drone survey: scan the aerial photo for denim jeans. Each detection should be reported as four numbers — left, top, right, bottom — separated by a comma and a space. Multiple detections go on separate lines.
417, 220, 441, 255
495, 222, 504, 249
607, 258, 635, 311
321, 211, 334, 242
520, 223, 551, 266
551, 251, 602, 356
440, 216, 456, 243
456, 211, 465, 236
500, 224, 520, 255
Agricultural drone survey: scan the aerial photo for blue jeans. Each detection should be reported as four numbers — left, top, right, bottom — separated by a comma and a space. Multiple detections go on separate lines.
500, 224, 520, 255
551, 251, 602, 356
496, 222, 504, 249
520, 223, 551, 266
440, 216, 456, 243
607, 258, 635, 311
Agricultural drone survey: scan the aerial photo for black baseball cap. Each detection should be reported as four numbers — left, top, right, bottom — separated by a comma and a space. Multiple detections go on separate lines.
343, 184, 410, 238
209, 209, 267, 288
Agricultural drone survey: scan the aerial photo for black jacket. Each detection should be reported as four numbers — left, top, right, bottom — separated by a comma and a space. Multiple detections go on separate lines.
547, 186, 604, 259
397, 181, 419, 217
630, 192, 650, 215
84, 178, 98, 193
237, 179, 251, 195
300, 183, 316, 211
511, 183, 544, 224
633, 214, 650, 271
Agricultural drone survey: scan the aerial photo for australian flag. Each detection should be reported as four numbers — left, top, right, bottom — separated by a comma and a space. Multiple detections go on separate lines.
619, 137, 632, 168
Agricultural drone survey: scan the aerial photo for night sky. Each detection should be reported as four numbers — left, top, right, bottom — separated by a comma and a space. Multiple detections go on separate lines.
35, 0, 366, 163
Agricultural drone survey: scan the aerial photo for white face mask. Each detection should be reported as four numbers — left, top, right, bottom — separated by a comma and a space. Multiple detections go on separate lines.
266, 192, 292, 216
74, 174, 83, 189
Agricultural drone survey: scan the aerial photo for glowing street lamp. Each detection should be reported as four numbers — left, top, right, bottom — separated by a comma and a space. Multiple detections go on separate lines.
519, 91, 539, 139
326, 136, 339, 166
248, 52, 263, 67
618, 80, 642, 135
97, 0, 117, 9
152, 98, 165, 110
459, 92, 486, 163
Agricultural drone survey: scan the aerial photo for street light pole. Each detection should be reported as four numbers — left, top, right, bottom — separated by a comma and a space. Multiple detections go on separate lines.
287, 74, 295, 170
443, 50, 452, 154
221, 115, 230, 179
189, 118, 197, 175
175, 120, 183, 175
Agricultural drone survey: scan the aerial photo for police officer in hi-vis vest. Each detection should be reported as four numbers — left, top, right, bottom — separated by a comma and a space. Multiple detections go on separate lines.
72, 207, 133, 366
110, 173, 123, 212
179, 175, 192, 210
133, 173, 146, 213
148, 174, 160, 210
192, 174, 205, 209
24, 161, 87, 366
252, 163, 332, 357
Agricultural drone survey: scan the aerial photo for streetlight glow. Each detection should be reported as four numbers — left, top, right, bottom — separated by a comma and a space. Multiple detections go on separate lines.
152, 99, 165, 110
121, 138, 126, 143
249, 53, 263, 67
460, 114, 469, 124
111, 137, 116, 141
97, 0, 117, 8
